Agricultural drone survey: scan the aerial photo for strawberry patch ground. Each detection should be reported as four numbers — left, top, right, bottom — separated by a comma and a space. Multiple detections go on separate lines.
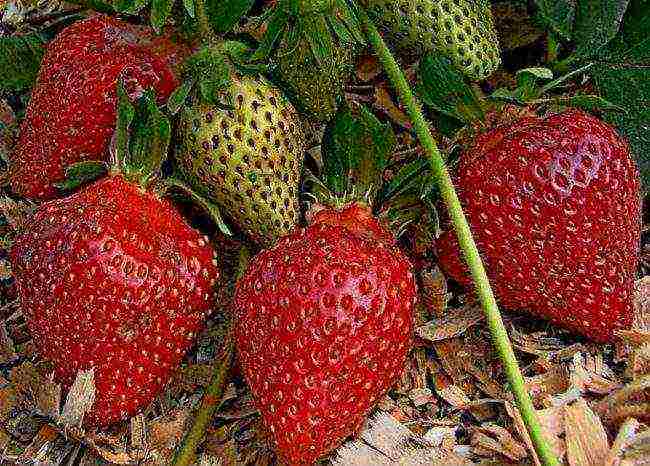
1, 0, 650, 465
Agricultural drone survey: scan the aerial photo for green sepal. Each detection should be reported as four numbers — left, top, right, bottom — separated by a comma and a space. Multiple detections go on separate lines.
114, 82, 171, 187
54, 161, 109, 192
163, 177, 233, 237
250, 6, 289, 61
185, 46, 233, 105
377, 158, 432, 207
114, 82, 136, 171
321, 104, 397, 207
168, 80, 194, 115
150, 0, 174, 33
113, 0, 148, 14
251, 0, 364, 65
0, 34, 47, 93
418, 54, 485, 125
125, 91, 172, 186
534, 94, 627, 113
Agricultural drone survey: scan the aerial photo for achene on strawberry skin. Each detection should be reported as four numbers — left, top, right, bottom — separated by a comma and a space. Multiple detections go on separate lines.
437, 109, 641, 343
10, 175, 220, 426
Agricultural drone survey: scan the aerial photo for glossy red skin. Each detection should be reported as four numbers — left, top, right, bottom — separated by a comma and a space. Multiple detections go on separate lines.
11, 15, 180, 200
437, 109, 641, 343
10, 176, 219, 426
235, 203, 416, 465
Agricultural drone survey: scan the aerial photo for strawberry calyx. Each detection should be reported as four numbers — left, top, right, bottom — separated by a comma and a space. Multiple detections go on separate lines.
251, 0, 364, 65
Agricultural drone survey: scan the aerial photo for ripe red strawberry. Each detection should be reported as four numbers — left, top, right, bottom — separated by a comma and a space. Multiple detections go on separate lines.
436, 109, 641, 342
10, 175, 219, 426
235, 203, 416, 465
10, 15, 182, 200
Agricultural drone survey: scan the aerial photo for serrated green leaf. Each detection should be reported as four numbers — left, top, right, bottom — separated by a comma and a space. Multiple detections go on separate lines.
516, 67, 553, 100
55, 161, 108, 191
417, 54, 484, 124
167, 81, 193, 115
150, 0, 174, 33
573, 0, 630, 57
125, 91, 171, 185
322, 105, 397, 204
533, 0, 576, 40
0, 35, 46, 93
586, 0, 650, 191
205, 0, 254, 34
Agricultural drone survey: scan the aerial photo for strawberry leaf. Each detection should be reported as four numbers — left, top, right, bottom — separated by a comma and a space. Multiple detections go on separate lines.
533, 0, 630, 56
205, 0, 254, 33
417, 54, 484, 125
573, 0, 630, 56
532, 0, 576, 41
0, 34, 46, 93
585, 0, 650, 190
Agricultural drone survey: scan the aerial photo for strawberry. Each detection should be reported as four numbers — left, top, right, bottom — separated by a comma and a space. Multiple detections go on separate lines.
436, 109, 641, 342
10, 175, 219, 426
9, 85, 220, 426
235, 201, 416, 466
10, 15, 183, 200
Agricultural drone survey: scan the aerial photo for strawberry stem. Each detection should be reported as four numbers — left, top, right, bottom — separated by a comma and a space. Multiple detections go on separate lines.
357, 8, 560, 466
172, 246, 250, 466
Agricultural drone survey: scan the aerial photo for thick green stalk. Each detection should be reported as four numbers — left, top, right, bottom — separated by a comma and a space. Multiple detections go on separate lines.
358, 9, 560, 466
172, 246, 250, 466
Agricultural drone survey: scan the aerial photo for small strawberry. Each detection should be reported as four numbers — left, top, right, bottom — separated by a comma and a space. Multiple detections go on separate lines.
175, 45, 306, 247
365, 0, 501, 80
436, 109, 641, 342
10, 15, 185, 200
234, 105, 419, 464
9, 88, 220, 426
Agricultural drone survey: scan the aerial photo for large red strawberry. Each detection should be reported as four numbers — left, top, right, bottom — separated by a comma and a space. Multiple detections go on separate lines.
9, 89, 220, 426
235, 203, 416, 464
10, 15, 184, 200
436, 109, 641, 343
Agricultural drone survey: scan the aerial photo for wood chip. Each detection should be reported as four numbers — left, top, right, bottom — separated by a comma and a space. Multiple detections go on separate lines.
565, 398, 609, 466
59, 369, 95, 428
471, 423, 529, 462
333, 411, 471, 466
417, 305, 483, 342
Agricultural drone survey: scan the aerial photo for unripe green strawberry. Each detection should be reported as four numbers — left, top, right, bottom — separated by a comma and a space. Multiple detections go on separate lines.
365, 0, 501, 80
274, 38, 355, 122
176, 74, 306, 247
